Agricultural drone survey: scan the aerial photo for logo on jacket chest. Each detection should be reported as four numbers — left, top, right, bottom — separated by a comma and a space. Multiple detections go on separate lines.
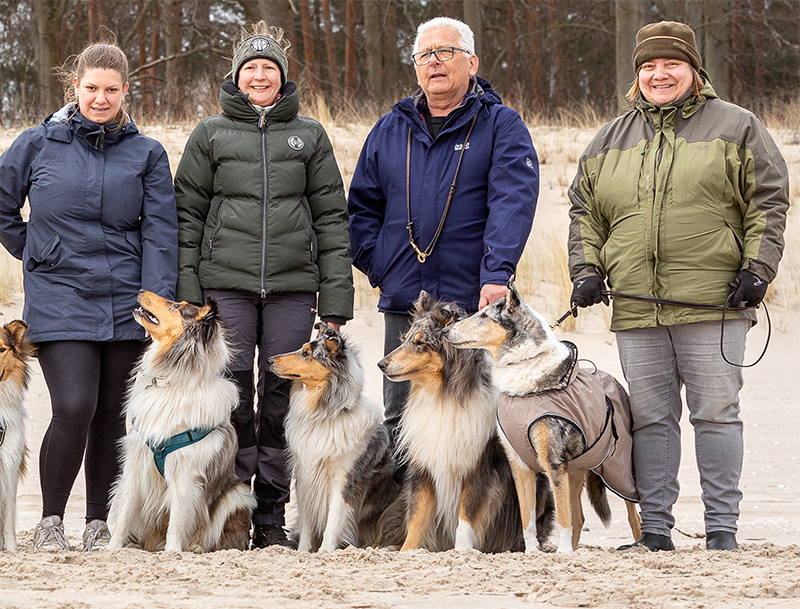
454, 142, 470, 151
288, 135, 305, 150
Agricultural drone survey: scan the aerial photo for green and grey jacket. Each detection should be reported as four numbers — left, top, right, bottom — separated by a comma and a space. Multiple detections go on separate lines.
175, 80, 353, 321
568, 81, 788, 331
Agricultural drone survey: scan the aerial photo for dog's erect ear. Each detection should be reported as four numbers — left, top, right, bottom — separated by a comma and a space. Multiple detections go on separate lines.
438, 303, 464, 326
4, 319, 29, 344
504, 278, 522, 313
507, 273, 517, 291
414, 290, 433, 313
200, 296, 219, 320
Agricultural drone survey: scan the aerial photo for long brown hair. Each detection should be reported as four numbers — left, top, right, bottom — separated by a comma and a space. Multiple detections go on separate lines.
58, 43, 130, 127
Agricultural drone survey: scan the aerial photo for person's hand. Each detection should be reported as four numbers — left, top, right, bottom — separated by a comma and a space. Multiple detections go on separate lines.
570, 276, 609, 309
727, 270, 767, 308
479, 283, 506, 309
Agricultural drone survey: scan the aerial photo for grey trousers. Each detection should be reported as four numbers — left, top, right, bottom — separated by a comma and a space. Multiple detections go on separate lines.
205, 289, 316, 527
616, 320, 749, 536
382, 312, 412, 445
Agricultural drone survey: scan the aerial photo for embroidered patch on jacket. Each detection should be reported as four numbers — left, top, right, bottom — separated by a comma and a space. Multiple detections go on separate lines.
526, 157, 534, 169
288, 135, 305, 150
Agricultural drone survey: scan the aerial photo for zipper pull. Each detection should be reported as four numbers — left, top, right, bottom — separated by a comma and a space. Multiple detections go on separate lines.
259, 113, 266, 129
261, 289, 267, 298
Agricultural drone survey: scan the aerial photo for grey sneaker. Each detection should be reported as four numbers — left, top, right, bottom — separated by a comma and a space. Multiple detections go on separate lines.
82, 519, 111, 551
33, 515, 71, 551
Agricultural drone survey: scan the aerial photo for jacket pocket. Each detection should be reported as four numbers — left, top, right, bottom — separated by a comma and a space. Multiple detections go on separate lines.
299, 196, 318, 264
25, 233, 60, 273
203, 198, 227, 262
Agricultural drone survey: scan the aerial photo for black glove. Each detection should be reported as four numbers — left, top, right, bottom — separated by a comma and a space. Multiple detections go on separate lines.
727, 270, 768, 308
571, 276, 609, 309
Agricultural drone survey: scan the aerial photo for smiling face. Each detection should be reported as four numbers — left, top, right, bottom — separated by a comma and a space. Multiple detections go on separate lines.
238, 58, 282, 107
73, 68, 128, 124
414, 27, 478, 116
638, 58, 694, 106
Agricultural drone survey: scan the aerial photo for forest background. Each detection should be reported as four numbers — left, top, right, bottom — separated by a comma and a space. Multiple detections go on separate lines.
2, 0, 800, 127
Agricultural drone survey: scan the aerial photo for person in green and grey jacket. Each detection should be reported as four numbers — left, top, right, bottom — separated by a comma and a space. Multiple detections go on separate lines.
568, 21, 788, 553
174, 22, 353, 549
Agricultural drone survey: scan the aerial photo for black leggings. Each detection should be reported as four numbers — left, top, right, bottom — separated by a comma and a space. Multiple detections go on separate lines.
36, 340, 144, 523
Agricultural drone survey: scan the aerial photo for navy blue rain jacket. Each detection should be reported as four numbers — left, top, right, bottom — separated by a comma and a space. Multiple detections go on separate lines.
0, 105, 178, 342
347, 78, 538, 313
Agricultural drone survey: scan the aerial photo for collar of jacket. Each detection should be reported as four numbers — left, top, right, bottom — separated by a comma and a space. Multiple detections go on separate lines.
636, 70, 718, 123
42, 102, 137, 150
395, 76, 500, 137
219, 79, 300, 125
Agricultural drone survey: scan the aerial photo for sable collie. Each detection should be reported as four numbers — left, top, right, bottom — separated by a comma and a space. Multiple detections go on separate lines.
269, 322, 400, 552
445, 277, 641, 553
0, 320, 34, 552
108, 291, 255, 552
377, 292, 554, 552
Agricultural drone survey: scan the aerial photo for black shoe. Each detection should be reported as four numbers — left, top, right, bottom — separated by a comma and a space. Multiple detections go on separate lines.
251, 524, 297, 550
706, 531, 738, 551
617, 532, 675, 552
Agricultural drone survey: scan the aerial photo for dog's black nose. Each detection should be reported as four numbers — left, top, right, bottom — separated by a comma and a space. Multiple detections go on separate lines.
441, 327, 449, 335
266, 357, 275, 366
377, 359, 387, 371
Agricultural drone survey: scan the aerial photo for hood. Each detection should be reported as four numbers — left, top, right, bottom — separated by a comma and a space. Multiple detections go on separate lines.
219, 79, 300, 124
43, 102, 139, 151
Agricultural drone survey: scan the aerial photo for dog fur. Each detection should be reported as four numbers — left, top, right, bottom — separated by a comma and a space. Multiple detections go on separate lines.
377, 292, 554, 552
0, 320, 34, 552
445, 277, 641, 553
108, 291, 255, 552
269, 322, 400, 552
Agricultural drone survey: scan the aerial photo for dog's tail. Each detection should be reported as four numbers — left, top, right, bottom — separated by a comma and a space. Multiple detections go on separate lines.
586, 471, 611, 526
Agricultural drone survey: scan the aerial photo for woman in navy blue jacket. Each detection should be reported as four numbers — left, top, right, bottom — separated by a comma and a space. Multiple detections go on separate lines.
0, 43, 177, 551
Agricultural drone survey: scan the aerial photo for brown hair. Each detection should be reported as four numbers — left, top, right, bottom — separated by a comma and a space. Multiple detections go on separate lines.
59, 42, 130, 127
626, 68, 704, 102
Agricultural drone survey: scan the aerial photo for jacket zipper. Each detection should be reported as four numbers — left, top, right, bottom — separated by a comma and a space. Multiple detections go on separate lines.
260, 113, 269, 298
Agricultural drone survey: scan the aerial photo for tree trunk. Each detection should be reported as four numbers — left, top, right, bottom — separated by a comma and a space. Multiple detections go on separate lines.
299, 0, 317, 95
33, 0, 62, 113
382, 0, 399, 97
364, 0, 382, 99
703, 0, 729, 99
164, 0, 183, 120
544, 0, 565, 108
526, 1, 546, 113
321, 0, 338, 93
615, 0, 647, 109
345, 0, 358, 97
463, 0, 483, 58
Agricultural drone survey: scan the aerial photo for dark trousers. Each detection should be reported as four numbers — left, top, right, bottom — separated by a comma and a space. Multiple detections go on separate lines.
382, 312, 413, 444
36, 340, 145, 523
206, 289, 316, 527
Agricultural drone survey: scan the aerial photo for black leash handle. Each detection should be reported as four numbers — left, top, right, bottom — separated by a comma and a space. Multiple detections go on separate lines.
553, 290, 770, 368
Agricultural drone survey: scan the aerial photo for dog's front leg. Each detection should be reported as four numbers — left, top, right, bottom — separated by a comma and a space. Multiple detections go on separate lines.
625, 500, 642, 541
0, 475, 17, 551
400, 477, 436, 551
500, 432, 541, 553
319, 477, 350, 552
164, 469, 203, 552
548, 464, 575, 553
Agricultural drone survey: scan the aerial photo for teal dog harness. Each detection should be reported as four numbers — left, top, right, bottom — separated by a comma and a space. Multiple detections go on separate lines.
133, 420, 214, 478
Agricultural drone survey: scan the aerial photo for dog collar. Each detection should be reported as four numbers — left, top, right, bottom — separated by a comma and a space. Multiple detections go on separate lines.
523, 341, 579, 395
132, 418, 214, 478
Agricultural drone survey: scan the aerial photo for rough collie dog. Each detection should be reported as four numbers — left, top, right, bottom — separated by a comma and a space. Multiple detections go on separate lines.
445, 277, 641, 553
0, 320, 34, 552
377, 292, 554, 553
108, 291, 255, 552
269, 322, 399, 552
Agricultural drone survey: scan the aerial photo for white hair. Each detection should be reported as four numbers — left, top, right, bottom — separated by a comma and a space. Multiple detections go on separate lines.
413, 17, 475, 55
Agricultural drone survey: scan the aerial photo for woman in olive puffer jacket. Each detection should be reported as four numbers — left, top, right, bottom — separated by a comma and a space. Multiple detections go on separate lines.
174, 22, 353, 549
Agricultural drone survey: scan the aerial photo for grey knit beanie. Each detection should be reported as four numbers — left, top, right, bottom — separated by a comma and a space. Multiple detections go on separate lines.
230, 35, 288, 85
633, 21, 702, 71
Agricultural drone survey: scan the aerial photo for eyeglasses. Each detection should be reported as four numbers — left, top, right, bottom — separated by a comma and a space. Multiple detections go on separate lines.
411, 46, 469, 66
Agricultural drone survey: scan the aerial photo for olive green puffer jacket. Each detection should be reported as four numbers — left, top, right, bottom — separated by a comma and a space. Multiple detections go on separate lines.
568, 80, 788, 331
175, 80, 353, 321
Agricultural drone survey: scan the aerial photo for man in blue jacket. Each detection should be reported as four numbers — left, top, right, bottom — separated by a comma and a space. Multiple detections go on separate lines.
348, 16, 539, 444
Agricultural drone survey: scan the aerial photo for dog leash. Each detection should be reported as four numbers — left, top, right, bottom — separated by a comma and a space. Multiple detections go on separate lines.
552, 290, 770, 368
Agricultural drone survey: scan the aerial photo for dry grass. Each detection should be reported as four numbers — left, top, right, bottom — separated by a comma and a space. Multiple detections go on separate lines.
0, 100, 798, 330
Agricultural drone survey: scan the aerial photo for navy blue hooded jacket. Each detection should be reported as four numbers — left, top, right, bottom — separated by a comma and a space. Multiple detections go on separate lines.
348, 77, 538, 313
0, 105, 178, 342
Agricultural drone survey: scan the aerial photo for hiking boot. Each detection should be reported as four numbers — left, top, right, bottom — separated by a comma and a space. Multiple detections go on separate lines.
82, 520, 111, 551
251, 524, 297, 550
617, 532, 674, 552
33, 515, 71, 551
706, 531, 738, 551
